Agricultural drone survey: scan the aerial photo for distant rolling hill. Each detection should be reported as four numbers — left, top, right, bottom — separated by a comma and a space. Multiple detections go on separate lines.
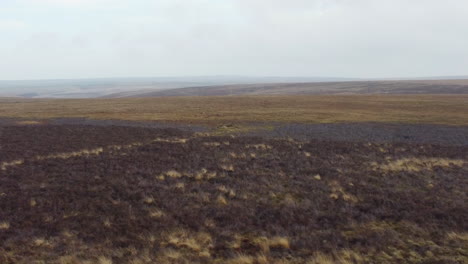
0, 76, 359, 98
106, 79, 468, 98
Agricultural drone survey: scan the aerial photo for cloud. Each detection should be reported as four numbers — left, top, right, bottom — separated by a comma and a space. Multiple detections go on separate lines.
1, 0, 468, 79
22, 0, 115, 7
0, 19, 27, 31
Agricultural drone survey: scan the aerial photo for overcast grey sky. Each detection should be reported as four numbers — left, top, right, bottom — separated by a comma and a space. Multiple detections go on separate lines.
1, 0, 467, 80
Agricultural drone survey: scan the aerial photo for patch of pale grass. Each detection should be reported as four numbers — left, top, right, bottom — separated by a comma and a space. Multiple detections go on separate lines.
203, 142, 221, 147
58, 255, 82, 264
0, 221, 10, 229
373, 157, 465, 172
307, 250, 365, 264
161, 249, 182, 260
175, 182, 185, 189
149, 208, 165, 219
226, 254, 255, 264
152, 137, 188, 144
252, 236, 290, 252
143, 196, 155, 204
98, 256, 113, 264
246, 144, 272, 150
61, 230, 74, 238
306, 253, 335, 264
217, 185, 228, 193
1, 159, 24, 170
217, 195, 228, 205
103, 218, 112, 228
16, 120, 42, 125
34, 237, 53, 247
269, 236, 290, 249
230, 235, 290, 253
329, 181, 358, 203
165, 229, 213, 255
37, 148, 104, 161
195, 168, 216, 180
447, 232, 468, 241
165, 170, 182, 178
155, 174, 165, 181
220, 164, 234, 171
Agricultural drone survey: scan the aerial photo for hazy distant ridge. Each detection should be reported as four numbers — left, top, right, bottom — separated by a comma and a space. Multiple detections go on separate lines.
107, 79, 468, 98
1, 76, 468, 98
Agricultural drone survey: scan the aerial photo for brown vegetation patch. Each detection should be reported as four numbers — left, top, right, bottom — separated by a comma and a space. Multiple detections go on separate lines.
372, 157, 465, 172
15, 120, 43, 125
1, 95, 468, 125
0, 125, 467, 263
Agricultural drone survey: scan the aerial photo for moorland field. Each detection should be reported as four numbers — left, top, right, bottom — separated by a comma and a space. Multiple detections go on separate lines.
1, 95, 468, 125
0, 95, 467, 264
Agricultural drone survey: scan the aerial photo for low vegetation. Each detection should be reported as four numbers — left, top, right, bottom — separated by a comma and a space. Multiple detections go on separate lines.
0, 125, 467, 263
1, 95, 468, 125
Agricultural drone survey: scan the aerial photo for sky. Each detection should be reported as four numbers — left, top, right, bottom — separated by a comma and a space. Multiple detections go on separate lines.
1, 0, 468, 80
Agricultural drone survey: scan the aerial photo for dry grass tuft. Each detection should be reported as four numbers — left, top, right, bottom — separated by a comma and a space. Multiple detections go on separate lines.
306, 250, 364, 264
252, 236, 290, 252
175, 182, 185, 189
103, 219, 112, 228
143, 196, 155, 204
307, 253, 335, 264
1, 159, 24, 171
217, 195, 228, 205
230, 235, 290, 254
0, 221, 10, 229
373, 157, 465, 172
204, 142, 221, 147
148, 208, 165, 219
160, 249, 182, 260
256, 254, 269, 264
269, 236, 290, 249
98, 256, 113, 264
246, 144, 272, 150
165, 170, 182, 178
152, 137, 188, 144
194, 168, 217, 180
34, 237, 53, 247
226, 254, 255, 264
57, 255, 82, 264
15, 120, 42, 125
221, 164, 235, 171
447, 232, 468, 241
329, 181, 358, 203
165, 229, 213, 252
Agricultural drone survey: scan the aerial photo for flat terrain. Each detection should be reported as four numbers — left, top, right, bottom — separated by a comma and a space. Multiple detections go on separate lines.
0, 95, 467, 263
108, 80, 468, 98
1, 95, 468, 126
0, 125, 467, 263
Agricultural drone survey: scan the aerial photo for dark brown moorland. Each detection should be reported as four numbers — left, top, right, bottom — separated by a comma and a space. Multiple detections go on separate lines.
0, 95, 467, 264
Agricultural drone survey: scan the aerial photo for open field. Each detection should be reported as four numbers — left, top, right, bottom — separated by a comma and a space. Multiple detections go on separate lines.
0, 124, 467, 263
0, 95, 467, 263
1, 95, 468, 126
